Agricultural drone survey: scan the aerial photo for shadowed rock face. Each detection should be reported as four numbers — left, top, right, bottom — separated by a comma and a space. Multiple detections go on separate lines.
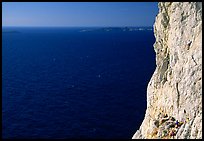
132, 2, 202, 139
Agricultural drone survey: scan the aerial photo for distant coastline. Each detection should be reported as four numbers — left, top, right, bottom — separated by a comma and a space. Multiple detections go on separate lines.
2, 31, 20, 33
79, 27, 153, 32
2, 26, 153, 34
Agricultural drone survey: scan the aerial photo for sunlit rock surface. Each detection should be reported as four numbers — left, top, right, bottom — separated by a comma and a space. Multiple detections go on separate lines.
132, 2, 202, 139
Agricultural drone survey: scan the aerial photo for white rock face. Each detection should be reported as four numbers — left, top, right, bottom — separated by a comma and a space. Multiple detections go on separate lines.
132, 2, 202, 139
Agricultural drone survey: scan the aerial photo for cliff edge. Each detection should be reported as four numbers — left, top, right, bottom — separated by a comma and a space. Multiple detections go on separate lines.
132, 2, 202, 139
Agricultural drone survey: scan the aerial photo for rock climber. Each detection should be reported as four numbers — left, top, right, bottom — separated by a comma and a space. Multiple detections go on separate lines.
175, 120, 179, 128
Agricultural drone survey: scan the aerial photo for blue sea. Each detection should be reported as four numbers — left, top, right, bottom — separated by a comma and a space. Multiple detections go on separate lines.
2, 27, 156, 139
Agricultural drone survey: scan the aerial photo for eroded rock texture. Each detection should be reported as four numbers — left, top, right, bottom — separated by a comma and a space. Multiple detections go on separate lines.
132, 2, 202, 139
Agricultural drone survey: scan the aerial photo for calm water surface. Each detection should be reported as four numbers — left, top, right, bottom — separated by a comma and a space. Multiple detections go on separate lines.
2, 27, 156, 139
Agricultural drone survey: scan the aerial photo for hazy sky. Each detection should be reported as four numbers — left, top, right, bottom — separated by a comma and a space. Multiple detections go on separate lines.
2, 2, 158, 27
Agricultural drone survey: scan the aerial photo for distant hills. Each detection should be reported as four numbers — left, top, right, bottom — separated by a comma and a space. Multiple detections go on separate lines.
2, 30, 20, 33
79, 27, 153, 32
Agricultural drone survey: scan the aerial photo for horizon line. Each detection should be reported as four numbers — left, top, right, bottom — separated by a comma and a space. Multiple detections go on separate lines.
2, 25, 154, 28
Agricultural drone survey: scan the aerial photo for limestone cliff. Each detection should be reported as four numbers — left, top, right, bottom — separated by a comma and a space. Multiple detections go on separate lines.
132, 2, 202, 139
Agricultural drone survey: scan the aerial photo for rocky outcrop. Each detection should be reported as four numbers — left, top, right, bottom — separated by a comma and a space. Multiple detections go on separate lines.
132, 2, 202, 139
